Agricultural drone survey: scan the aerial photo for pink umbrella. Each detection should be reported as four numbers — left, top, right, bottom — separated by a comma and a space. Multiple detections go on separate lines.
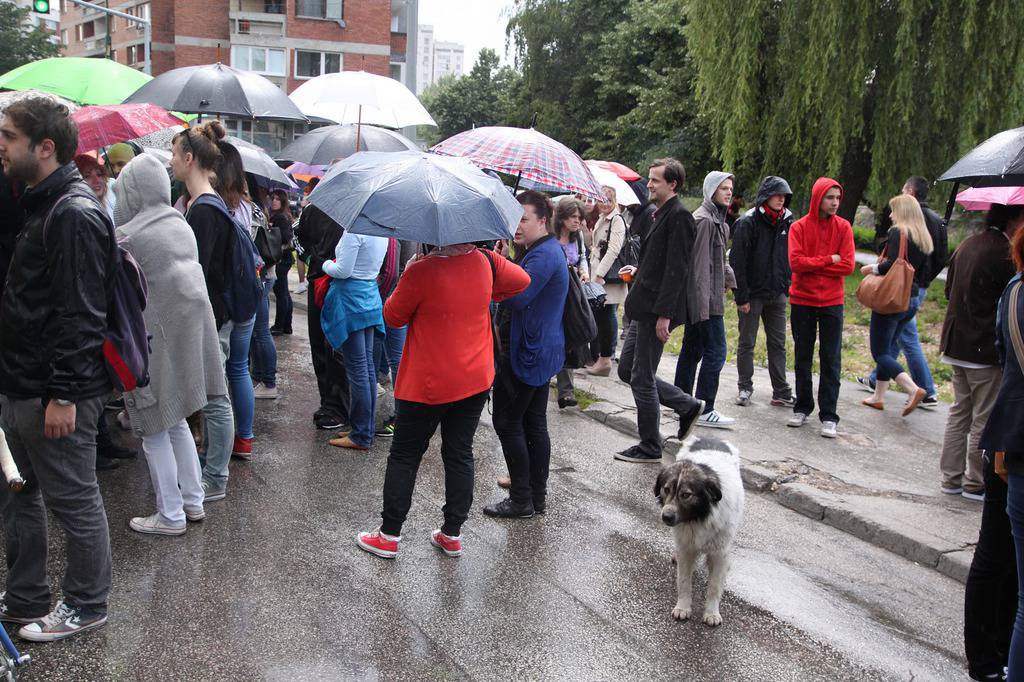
585, 159, 641, 181
955, 185, 1024, 211
285, 162, 326, 178
431, 126, 603, 199
73, 103, 184, 154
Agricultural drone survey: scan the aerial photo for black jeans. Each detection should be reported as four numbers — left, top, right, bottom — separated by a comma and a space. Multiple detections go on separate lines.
272, 257, 293, 332
965, 452, 1017, 679
380, 391, 489, 537
306, 280, 349, 421
595, 303, 618, 358
618, 318, 702, 456
790, 303, 843, 424
492, 370, 551, 507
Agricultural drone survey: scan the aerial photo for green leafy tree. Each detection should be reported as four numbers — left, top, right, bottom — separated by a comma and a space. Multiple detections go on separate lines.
685, 0, 1024, 218
0, 3, 61, 76
419, 48, 526, 144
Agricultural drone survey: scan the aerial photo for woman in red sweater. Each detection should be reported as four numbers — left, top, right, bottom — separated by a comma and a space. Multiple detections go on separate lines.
356, 243, 530, 559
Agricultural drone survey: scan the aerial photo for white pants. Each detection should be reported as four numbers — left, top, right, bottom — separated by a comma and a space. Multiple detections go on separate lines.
141, 419, 204, 525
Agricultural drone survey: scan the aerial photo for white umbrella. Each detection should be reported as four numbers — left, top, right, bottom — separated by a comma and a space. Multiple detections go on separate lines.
289, 71, 436, 149
585, 162, 640, 206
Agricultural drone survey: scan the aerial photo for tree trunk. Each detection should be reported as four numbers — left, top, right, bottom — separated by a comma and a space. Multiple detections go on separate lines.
838, 82, 877, 224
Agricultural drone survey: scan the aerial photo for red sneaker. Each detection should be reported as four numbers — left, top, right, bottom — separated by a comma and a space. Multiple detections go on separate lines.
356, 529, 400, 559
231, 436, 253, 459
430, 529, 463, 557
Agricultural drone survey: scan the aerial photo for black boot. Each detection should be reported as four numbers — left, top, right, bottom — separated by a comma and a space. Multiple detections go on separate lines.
483, 497, 535, 519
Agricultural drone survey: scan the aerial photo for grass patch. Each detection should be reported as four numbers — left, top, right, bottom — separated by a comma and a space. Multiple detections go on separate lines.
573, 388, 599, 410
657, 270, 952, 402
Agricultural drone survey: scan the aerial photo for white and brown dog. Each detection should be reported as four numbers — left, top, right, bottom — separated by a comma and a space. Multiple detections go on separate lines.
654, 437, 744, 626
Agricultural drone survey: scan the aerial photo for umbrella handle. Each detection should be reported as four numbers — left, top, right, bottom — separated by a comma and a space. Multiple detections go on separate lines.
942, 182, 959, 226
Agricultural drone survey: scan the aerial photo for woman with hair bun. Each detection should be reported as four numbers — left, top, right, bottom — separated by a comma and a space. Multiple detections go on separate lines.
169, 119, 237, 502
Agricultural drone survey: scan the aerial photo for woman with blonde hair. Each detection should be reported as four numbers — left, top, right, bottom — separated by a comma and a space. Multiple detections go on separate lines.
861, 194, 934, 415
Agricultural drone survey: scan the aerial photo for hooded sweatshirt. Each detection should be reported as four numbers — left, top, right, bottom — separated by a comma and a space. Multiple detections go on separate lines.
113, 154, 227, 436
730, 176, 793, 305
688, 171, 737, 320
788, 177, 855, 307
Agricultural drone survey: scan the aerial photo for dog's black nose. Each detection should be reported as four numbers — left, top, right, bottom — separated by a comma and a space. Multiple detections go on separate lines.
661, 511, 676, 525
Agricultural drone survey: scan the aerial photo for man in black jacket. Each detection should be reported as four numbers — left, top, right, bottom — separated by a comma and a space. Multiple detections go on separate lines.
861, 176, 946, 406
729, 176, 795, 407
614, 158, 704, 463
0, 97, 113, 641
295, 203, 350, 430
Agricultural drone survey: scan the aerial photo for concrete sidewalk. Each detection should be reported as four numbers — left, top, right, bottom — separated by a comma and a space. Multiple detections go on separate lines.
568, 355, 979, 584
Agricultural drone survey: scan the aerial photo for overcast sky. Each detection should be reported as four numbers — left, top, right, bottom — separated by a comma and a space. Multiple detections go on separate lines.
418, 0, 516, 68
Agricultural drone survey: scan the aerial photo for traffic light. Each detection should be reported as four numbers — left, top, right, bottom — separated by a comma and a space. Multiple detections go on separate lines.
32, 0, 50, 13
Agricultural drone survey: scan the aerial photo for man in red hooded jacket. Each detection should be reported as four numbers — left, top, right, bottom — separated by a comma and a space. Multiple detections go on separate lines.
786, 177, 856, 438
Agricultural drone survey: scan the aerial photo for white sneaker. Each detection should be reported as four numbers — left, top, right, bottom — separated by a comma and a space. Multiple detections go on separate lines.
820, 421, 838, 438
697, 410, 735, 429
294, 282, 308, 294
787, 413, 809, 428
129, 513, 186, 536
254, 383, 278, 400
736, 390, 752, 406
116, 409, 131, 430
183, 505, 205, 522
940, 485, 963, 495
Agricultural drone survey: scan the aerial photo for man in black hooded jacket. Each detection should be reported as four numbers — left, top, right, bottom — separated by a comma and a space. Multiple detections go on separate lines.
729, 176, 795, 407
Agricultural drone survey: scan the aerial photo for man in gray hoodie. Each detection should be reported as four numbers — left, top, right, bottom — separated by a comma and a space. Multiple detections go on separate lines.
674, 171, 737, 429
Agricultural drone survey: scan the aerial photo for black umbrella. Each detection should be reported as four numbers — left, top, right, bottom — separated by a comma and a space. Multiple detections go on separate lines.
275, 124, 418, 165
123, 63, 307, 122
936, 125, 1024, 221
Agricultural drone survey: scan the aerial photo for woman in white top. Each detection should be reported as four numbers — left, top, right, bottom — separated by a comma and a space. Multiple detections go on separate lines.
587, 185, 629, 376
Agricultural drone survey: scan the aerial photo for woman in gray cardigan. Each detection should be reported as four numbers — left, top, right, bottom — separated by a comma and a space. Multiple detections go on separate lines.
112, 154, 228, 536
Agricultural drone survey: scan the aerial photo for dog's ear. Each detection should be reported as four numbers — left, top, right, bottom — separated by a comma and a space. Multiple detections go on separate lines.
654, 467, 670, 502
697, 464, 723, 503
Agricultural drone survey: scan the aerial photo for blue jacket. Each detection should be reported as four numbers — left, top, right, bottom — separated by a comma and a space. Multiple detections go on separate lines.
981, 273, 1024, 456
503, 236, 568, 387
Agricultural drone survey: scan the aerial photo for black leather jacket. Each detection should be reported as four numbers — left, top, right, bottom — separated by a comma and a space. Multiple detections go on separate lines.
0, 163, 114, 401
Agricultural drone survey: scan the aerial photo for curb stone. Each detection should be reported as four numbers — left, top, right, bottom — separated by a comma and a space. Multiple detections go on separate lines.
576, 399, 972, 584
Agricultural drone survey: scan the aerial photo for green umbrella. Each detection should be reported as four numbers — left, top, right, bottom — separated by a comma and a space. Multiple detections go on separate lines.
0, 57, 151, 106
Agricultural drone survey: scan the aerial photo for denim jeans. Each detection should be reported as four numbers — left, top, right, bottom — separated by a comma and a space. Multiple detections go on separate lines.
1004, 471, 1024, 680
341, 326, 377, 447
250, 279, 278, 387
202, 322, 237, 488
618, 318, 702, 456
226, 315, 256, 439
869, 287, 935, 395
595, 303, 618, 357
492, 369, 552, 507
307, 282, 349, 421
791, 304, 843, 424
373, 324, 407, 384
869, 294, 920, 381
380, 391, 489, 537
0, 395, 111, 615
272, 258, 293, 332
674, 316, 727, 412
965, 453, 1017, 679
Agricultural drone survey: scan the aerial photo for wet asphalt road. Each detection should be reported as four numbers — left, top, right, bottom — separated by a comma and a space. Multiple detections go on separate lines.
3, 311, 966, 681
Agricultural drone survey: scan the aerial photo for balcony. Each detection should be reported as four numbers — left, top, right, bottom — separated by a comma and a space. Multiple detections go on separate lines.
233, 0, 285, 13
229, 10, 285, 39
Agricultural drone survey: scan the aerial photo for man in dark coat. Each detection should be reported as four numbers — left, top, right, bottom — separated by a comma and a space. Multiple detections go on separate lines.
614, 158, 704, 464
861, 176, 946, 405
937, 204, 1021, 500
729, 176, 795, 408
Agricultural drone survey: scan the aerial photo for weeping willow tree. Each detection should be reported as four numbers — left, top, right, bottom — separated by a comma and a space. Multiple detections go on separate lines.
685, 0, 1024, 218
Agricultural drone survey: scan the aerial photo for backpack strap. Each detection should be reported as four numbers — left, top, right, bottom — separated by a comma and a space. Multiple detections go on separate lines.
1008, 280, 1024, 367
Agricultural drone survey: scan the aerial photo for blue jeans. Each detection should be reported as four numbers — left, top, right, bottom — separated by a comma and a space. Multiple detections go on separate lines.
674, 316, 727, 412
341, 326, 377, 447
250, 279, 278, 387
202, 324, 236, 489
869, 294, 921, 382
1006, 473, 1024, 681
869, 287, 935, 394
373, 324, 407, 384
226, 316, 256, 439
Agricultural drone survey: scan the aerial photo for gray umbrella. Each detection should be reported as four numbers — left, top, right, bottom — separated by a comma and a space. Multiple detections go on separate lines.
938, 126, 1024, 187
123, 63, 307, 123
226, 137, 297, 191
275, 124, 419, 165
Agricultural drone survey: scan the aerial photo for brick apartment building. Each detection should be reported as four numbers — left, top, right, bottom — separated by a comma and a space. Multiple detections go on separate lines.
58, 0, 419, 152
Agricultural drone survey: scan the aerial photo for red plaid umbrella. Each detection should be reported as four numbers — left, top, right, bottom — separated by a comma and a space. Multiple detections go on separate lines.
585, 159, 641, 181
73, 103, 185, 154
430, 126, 603, 199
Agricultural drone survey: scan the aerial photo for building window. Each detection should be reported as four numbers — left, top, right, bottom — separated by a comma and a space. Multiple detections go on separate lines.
295, 50, 341, 79
232, 45, 286, 77
264, 0, 284, 13
60, 29, 68, 45
295, 0, 342, 21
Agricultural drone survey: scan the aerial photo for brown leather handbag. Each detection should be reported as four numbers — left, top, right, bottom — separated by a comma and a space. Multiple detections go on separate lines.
856, 230, 915, 314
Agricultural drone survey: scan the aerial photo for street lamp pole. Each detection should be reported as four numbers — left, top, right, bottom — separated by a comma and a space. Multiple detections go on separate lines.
64, 0, 152, 75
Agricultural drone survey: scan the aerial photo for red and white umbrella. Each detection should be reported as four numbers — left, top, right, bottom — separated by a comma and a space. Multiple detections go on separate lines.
431, 126, 603, 199
585, 159, 641, 181
73, 103, 185, 154
955, 185, 1024, 211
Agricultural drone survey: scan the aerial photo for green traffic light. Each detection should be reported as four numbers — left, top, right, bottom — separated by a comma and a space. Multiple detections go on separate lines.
33, 0, 50, 12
